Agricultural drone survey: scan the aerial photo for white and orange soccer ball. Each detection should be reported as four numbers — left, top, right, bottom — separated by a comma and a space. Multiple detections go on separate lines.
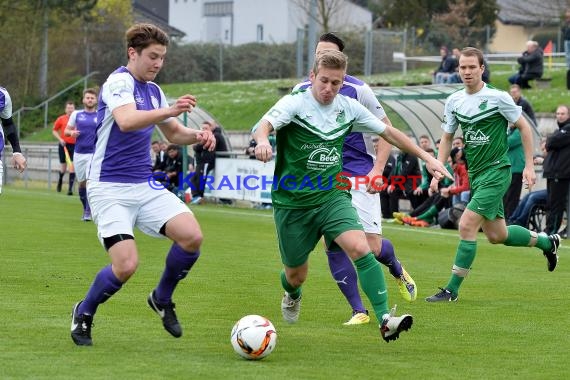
230, 315, 277, 360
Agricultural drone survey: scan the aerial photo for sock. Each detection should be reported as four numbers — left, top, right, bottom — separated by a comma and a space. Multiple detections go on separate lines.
446, 240, 477, 295
78, 265, 123, 316
504, 225, 552, 251
326, 250, 366, 313
154, 243, 200, 304
280, 270, 301, 300
417, 205, 439, 222
354, 253, 389, 321
69, 173, 76, 192
57, 172, 64, 190
78, 187, 88, 210
375, 239, 403, 278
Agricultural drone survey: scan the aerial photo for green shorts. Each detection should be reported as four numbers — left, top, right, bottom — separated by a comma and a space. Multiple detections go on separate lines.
467, 166, 511, 220
273, 192, 363, 268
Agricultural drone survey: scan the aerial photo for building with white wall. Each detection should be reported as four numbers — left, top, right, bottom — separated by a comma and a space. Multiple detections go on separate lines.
169, 0, 372, 45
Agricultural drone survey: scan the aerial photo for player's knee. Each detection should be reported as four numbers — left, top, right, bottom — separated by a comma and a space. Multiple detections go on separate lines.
114, 258, 139, 281
176, 231, 203, 252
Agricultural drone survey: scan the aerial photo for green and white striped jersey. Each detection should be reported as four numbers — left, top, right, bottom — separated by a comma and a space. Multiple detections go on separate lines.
442, 83, 522, 177
262, 88, 387, 208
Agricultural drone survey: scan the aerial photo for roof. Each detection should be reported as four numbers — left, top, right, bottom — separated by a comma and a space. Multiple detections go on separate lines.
133, 1, 186, 38
373, 84, 541, 150
496, 0, 562, 27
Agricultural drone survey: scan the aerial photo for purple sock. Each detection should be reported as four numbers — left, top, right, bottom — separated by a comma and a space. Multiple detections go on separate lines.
154, 243, 200, 304
376, 239, 403, 278
326, 250, 366, 313
78, 265, 123, 315
78, 187, 88, 210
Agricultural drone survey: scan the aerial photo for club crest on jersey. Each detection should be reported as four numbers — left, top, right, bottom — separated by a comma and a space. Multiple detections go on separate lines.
479, 98, 488, 110
336, 110, 346, 124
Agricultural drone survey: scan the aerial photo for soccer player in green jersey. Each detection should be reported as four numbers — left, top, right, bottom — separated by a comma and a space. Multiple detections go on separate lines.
426, 47, 560, 302
253, 49, 452, 342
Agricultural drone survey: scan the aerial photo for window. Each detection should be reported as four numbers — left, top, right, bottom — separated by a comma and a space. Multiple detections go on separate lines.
257, 24, 263, 42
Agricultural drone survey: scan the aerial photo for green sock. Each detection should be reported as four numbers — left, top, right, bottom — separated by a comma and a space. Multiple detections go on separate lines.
280, 270, 301, 300
446, 240, 477, 295
504, 225, 532, 246
504, 225, 552, 251
354, 253, 389, 321
418, 205, 439, 222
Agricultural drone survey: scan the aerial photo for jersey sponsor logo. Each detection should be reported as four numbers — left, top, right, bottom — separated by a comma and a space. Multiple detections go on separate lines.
134, 93, 145, 105
464, 129, 490, 146
307, 147, 340, 170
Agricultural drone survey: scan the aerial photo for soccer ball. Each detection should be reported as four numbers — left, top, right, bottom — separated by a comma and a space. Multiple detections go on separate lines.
230, 315, 277, 360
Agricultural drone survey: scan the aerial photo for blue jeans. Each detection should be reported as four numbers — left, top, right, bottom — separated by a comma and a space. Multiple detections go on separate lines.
565, 40, 570, 69
509, 189, 547, 226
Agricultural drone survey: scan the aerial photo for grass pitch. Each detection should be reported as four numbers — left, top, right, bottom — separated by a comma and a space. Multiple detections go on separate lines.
0, 188, 568, 379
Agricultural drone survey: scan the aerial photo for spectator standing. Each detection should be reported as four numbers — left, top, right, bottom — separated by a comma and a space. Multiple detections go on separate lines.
508, 41, 544, 89
542, 105, 570, 235
509, 84, 537, 126
0, 86, 27, 194
190, 120, 228, 204
563, 9, 570, 89
503, 124, 525, 220
153, 140, 168, 172
163, 144, 183, 193
52, 101, 76, 194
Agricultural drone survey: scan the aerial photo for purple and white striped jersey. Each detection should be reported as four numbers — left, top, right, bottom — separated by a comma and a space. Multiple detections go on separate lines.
68, 110, 97, 154
89, 66, 172, 183
294, 75, 387, 176
0, 87, 13, 155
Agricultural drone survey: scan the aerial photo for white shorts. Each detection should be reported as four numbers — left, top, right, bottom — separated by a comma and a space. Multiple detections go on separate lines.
87, 181, 192, 246
74, 153, 93, 182
349, 177, 382, 234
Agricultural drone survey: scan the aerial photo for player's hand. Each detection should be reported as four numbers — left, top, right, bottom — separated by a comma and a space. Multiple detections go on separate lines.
254, 142, 273, 163
429, 177, 440, 193
522, 165, 536, 190
171, 94, 197, 116
196, 129, 216, 151
11, 152, 27, 173
365, 169, 384, 194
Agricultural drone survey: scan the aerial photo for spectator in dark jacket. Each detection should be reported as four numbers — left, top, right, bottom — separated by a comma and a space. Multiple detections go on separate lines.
508, 41, 544, 89
190, 120, 228, 203
509, 84, 537, 126
433, 46, 458, 84
542, 105, 570, 234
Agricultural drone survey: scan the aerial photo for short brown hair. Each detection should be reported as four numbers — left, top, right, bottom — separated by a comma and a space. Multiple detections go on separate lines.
460, 47, 484, 66
312, 49, 347, 75
125, 23, 169, 59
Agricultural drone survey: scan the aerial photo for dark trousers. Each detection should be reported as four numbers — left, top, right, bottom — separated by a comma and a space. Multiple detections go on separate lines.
545, 178, 570, 234
190, 163, 211, 197
503, 173, 523, 220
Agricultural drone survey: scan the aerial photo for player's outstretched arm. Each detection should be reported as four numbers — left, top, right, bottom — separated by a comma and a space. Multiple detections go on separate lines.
252, 120, 274, 163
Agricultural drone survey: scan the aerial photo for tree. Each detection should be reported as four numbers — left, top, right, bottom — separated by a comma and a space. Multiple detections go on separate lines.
292, 0, 347, 32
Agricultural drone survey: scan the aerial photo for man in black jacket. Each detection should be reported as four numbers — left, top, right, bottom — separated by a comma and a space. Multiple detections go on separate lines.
543, 105, 570, 234
508, 41, 544, 89
190, 120, 228, 203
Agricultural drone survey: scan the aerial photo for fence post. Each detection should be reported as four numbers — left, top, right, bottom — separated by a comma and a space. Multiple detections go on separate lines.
24, 147, 29, 189
48, 147, 52, 190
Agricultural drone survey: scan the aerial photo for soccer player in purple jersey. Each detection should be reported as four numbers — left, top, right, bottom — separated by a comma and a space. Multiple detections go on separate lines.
0, 86, 26, 194
70, 23, 215, 346
65, 88, 98, 221
294, 33, 417, 325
